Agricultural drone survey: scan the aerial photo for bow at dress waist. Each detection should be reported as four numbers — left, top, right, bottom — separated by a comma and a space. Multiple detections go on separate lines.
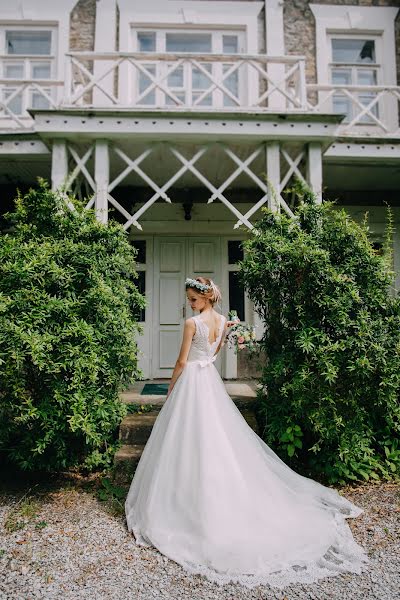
187, 355, 217, 368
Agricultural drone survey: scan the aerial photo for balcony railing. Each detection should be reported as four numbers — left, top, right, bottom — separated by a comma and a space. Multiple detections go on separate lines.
0, 51, 399, 137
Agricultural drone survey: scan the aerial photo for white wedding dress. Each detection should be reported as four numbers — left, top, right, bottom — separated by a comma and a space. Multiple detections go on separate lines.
125, 314, 368, 589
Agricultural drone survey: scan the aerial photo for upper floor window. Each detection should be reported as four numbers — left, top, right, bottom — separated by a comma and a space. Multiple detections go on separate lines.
132, 28, 245, 108
1, 28, 56, 115
330, 36, 380, 124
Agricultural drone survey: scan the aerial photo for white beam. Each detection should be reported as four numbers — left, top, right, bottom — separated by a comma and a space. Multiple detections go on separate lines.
95, 140, 109, 223
265, 0, 286, 110
93, 0, 117, 105
266, 141, 280, 211
307, 142, 322, 203
51, 139, 68, 190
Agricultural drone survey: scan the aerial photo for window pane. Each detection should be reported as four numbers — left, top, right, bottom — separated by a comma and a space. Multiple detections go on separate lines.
332, 94, 351, 121
192, 91, 212, 106
133, 271, 146, 322
357, 94, 379, 122
138, 32, 156, 52
166, 33, 212, 53
130, 240, 146, 264
357, 69, 377, 86
4, 89, 23, 114
5, 63, 24, 78
223, 35, 239, 54
229, 271, 245, 321
166, 91, 185, 106
6, 31, 51, 55
223, 64, 239, 106
168, 65, 184, 88
192, 64, 211, 89
31, 62, 51, 79
332, 39, 375, 63
31, 90, 50, 109
138, 65, 156, 104
228, 240, 244, 264
331, 68, 352, 86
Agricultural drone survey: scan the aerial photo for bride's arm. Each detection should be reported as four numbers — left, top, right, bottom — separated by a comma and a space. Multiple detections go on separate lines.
166, 318, 196, 398
213, 318, 236, 356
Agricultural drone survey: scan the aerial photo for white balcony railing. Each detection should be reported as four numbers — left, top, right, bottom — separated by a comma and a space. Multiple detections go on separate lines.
307, 84, 400, 137
0, 51, 399, 138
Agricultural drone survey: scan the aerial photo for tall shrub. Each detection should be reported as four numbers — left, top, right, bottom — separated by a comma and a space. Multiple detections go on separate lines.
0, 180, 145, 472
240, 183, 400, 484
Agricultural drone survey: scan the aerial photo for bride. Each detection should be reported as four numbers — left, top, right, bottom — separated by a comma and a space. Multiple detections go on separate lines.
125, 276, 369, 589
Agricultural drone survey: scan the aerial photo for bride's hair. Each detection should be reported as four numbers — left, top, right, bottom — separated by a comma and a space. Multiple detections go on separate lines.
187, 276, 222, 306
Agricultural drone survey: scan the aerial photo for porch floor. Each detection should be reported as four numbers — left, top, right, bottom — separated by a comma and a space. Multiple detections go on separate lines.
121, 379, 259, 406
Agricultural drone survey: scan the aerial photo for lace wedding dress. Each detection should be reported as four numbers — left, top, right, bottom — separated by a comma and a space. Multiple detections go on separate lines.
125, 314, 368, 589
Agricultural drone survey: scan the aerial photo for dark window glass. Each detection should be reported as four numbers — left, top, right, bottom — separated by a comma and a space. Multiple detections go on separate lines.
229, 271, 245, 321
228, 240, 244, 264
372, 241, 384, 256
130, 240, 146, 264
134, 271, 146, 322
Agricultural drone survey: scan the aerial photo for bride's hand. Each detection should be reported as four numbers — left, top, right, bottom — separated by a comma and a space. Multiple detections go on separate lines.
226, 320, 239, 328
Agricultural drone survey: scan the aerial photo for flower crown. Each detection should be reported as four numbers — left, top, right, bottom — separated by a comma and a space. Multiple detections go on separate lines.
185, 277, 211, 293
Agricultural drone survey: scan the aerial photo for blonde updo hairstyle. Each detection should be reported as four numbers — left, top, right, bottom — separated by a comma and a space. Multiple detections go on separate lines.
189, 277, 222, 306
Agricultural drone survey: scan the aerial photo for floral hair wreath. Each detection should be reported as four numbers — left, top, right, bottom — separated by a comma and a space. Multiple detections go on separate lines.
185, 277, 211, 293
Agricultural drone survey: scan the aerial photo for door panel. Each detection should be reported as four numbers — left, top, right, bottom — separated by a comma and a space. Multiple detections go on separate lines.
153, 238, 186, 378
152, 236, 223, 378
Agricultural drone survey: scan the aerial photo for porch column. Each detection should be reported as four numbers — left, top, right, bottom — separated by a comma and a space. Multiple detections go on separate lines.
265, 0, 286, 110
307, 142, 323, 203
266, 141, 281, 212
95, 140, 109, 223
93, 0, 117, 106
51, 140, 68, 190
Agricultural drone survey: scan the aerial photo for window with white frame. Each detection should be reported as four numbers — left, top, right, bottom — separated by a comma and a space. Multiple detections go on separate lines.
132, 28, 245, 108
1, 27, 57, 115
329, 35, 381, 124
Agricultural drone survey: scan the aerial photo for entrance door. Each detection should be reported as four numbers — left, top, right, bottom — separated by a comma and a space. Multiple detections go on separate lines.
152, 236, 221, 378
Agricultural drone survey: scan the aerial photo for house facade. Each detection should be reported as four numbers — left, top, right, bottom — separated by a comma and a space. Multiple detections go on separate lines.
0, 0, 399, 379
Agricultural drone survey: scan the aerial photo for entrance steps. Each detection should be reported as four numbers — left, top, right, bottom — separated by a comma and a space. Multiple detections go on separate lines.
114, 380, 260, 482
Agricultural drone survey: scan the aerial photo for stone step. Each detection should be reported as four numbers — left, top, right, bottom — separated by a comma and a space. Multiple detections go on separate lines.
119, 410, 161, 445
114, 381, 261, 482
113, 443, 146, 483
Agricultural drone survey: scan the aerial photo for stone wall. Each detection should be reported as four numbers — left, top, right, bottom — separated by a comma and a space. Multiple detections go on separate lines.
283, 0, 400, 85
70, 0, 96, 51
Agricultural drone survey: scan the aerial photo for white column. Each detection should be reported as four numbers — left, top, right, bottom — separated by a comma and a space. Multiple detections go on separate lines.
265, 0, 286, 110
307, 142, 323, 203
95, 140, 109, 223
266, 141, 280, 212
51, 140, 68, 190
93, 0, 117, 106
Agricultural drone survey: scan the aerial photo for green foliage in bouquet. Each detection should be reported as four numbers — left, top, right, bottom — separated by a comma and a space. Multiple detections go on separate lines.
0, 180, 145, 472
239, 180, 400, 484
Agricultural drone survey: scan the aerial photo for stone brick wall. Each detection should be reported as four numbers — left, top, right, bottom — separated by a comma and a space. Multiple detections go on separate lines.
283, 0, 400, 85
70, 0, 96, 51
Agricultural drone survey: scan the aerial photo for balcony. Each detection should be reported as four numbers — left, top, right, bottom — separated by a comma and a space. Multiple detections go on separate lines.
0, 51, 399, 138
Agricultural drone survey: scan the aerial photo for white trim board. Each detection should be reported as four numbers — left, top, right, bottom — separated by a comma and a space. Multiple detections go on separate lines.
310, 4, 399, 87
117, 0, 264, 55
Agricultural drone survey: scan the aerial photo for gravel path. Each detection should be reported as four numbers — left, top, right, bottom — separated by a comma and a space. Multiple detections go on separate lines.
0, 474, 399, 600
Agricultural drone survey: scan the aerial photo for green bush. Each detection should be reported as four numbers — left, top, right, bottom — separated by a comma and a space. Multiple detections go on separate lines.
240, 182, 400, 484
0, 180, 145, 472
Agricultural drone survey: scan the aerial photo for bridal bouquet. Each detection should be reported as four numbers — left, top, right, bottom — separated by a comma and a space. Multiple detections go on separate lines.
226, 310, 258, 354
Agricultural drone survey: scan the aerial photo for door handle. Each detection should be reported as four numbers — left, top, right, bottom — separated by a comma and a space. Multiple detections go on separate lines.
182, 304, 186, 318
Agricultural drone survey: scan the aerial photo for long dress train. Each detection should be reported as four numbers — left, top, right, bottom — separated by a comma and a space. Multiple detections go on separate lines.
125, 314, 368, 589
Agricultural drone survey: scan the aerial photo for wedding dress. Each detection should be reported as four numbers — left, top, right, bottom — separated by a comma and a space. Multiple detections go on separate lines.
125, 314, 368, 589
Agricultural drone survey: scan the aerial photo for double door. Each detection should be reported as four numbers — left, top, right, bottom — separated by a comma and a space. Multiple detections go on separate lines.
152, 236, 222, 378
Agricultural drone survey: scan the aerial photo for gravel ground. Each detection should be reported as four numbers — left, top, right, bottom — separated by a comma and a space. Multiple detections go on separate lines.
0, 473, 399, 600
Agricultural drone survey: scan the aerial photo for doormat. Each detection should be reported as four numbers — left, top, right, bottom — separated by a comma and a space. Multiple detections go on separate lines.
141, 383, 169, 395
